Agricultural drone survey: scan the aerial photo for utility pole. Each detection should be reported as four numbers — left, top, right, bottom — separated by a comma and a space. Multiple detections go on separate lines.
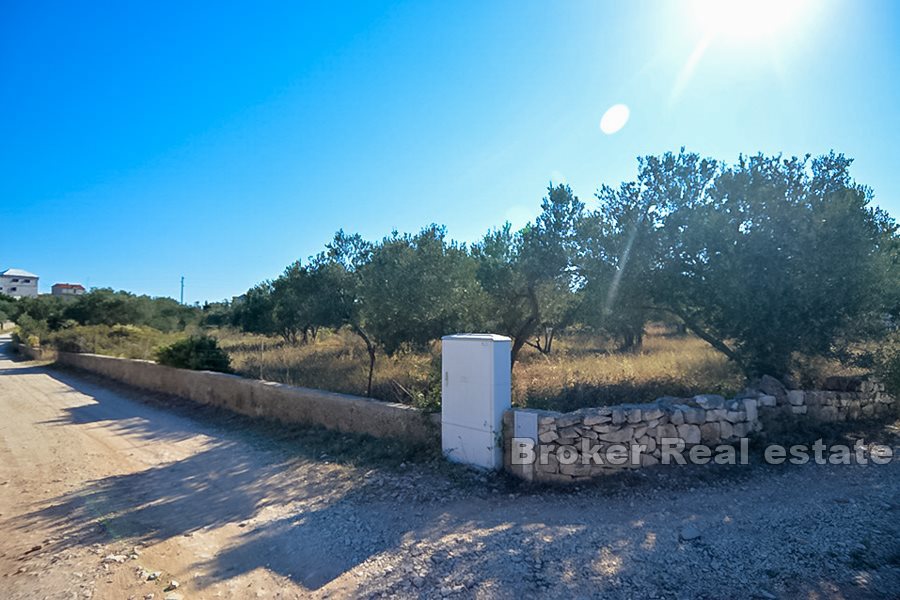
180, 276, 184, 305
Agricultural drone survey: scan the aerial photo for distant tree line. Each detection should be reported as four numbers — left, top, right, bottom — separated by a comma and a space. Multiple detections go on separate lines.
3, 288, 202, 343
219, 150, 900, 394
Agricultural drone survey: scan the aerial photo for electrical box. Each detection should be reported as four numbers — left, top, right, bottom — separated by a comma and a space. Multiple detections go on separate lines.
441, 333, 511, 470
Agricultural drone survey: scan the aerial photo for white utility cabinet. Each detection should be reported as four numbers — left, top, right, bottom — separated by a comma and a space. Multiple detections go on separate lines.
441, 333, 511, 470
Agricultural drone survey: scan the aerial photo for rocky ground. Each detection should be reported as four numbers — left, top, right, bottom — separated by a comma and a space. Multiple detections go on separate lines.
1, 338, 898, 599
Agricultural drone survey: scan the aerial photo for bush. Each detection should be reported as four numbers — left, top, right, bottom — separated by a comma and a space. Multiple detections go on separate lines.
156, 336, 232, 373
876, 334, 900, 398
47, 324, 178, 359
14, 314, 48, 347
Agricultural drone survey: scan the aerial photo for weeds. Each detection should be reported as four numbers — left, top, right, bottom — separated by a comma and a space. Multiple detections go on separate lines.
216, 325, 747, 411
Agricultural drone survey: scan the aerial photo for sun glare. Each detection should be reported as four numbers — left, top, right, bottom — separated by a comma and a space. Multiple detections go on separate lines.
691, 0, 809, 40
600, 104, 630, 135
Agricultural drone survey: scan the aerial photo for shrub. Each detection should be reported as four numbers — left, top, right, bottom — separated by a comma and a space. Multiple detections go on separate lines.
14, 314, 48, 347
156, 335, 232, 373
876, 334, 900, 398
47, 324, 178, 359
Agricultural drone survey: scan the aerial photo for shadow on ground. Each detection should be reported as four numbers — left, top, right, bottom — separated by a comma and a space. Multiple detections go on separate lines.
5, 349, 900, 597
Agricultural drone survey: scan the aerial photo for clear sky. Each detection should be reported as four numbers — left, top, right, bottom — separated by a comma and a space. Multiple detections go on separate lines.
2, 0, 898, 303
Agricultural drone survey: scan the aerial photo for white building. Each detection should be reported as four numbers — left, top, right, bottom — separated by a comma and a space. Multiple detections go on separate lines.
0, 268, 39, 298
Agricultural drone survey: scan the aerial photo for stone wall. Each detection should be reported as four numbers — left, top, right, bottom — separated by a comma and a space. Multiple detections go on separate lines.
15, 343, 55, 361
55, 352, 438, 446
504, 375, 896, 484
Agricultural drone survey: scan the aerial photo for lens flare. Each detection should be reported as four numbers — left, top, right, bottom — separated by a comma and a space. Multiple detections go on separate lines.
600, 104, 630, 135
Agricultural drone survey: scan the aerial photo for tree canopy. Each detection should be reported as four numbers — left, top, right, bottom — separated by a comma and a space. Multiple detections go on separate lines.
14, 150, 896, 391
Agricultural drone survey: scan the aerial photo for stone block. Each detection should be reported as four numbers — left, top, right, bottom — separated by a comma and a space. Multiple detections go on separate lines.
642, 407, 664, 421
655, 424, 678, 440
720, 421, 734, 439
758, 374, 787, 398
743, 398, 758, 423
693, 394, 725, 409
556, 414, 582, 428
684, 407, 706, 424
787, 391, 805, 406
758, 395, 777, 408
597, 426, 635, 443
626, 408, 642, 424
725, 410, 746, 423
558, 426, 579, 439
705, 409, 726, 422
638, 435, 657, 454
583, 412, 612, 426
538, 430, 559, 443
700, 422, 721, 443
676, 424, 701, 444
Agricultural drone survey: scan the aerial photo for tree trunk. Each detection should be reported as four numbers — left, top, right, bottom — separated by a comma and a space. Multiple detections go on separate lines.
620, 327, 643, 353
510, 286, 542, 369
543, 327, 555, 355
352, 324, 376, 397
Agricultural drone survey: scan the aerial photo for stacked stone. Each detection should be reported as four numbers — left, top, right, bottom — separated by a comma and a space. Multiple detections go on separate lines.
791, 389, 893, 421
532, 394, 765, 482
509, 377, 896, 484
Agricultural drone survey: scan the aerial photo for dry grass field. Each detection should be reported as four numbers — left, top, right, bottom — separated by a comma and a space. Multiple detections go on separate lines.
215, 324, 750, 412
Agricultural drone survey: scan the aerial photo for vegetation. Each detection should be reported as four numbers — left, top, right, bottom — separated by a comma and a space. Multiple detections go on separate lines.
6, 149, 898, 412
217, 324, 745, 412
6, 288, 203, 359
225, 150, 898, 394
48, 324, 183, 359
156, 335, 232, 373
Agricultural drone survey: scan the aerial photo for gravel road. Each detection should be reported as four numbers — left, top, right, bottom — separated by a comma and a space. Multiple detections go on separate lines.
1, 336, 898, 599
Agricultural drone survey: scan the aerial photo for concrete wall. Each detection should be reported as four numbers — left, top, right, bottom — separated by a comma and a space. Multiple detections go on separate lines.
504, 375, 896, 484
0, 275, 38, 298
55, 352, 438, 446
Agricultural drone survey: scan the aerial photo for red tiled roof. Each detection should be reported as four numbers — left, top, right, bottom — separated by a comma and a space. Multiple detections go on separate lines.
52, 283, 85, 290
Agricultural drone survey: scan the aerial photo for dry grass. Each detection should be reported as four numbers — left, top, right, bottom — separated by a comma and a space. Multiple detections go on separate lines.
215, 324, 747, 412
512, 327, 744, 412
215, 329, 441, 408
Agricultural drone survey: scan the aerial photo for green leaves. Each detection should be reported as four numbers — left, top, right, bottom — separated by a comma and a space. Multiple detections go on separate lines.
231, 151, 898, 382
585, 149, 897, 377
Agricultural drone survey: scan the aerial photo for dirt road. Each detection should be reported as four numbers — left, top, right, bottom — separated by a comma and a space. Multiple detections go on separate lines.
1, 336, 899, 599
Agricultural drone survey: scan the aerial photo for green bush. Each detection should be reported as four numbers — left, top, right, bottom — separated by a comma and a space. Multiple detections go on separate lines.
14, 314, 48, 347
156, 335, 232, 373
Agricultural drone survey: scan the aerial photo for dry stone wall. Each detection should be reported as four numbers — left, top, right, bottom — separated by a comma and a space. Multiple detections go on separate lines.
504, 375, 896, 484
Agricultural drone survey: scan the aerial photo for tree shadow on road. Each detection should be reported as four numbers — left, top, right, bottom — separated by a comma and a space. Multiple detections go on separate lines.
7, 361, 900, 597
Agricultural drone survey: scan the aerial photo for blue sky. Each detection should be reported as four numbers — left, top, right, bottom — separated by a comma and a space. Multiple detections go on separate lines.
2, 0, 898, 303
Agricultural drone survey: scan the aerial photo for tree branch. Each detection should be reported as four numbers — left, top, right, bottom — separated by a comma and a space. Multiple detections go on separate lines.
650, 304, 744, 367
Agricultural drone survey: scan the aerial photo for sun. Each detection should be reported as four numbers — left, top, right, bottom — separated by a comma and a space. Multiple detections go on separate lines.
690, 0, 809, 40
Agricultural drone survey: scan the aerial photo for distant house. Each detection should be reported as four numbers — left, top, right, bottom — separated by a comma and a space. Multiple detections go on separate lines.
52, 283, 86, 297
0, 268, 39, 298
